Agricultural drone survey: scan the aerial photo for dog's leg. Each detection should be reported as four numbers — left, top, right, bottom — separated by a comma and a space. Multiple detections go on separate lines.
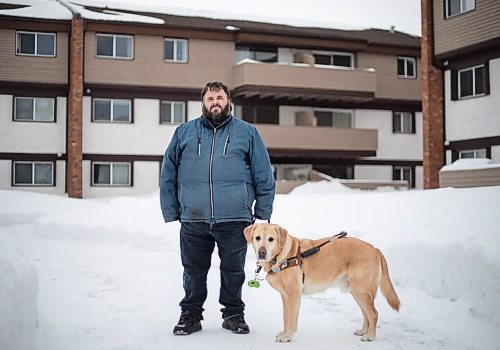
351, 288, 378, 341
351, 291, 369, 337
276, 289, 301, 342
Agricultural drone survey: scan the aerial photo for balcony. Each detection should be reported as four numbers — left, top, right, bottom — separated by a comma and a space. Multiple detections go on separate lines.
254, 124, 378, 159
231, 61, 377, 104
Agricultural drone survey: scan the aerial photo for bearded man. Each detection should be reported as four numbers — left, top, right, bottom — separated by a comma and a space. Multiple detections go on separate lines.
160, 81, 276, 336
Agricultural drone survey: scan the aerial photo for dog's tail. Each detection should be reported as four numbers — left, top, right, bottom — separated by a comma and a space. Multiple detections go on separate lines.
378, 250, 400, 312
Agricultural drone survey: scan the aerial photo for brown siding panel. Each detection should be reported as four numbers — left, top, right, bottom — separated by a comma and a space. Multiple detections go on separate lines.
434, 0, 500, 56
84, 33, 234, 88
0, 29, 69, 84
357, 52, 422, 100
440, 167, 500, 188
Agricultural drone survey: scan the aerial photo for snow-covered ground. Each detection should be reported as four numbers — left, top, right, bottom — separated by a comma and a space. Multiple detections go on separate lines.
1, 182, 499, 350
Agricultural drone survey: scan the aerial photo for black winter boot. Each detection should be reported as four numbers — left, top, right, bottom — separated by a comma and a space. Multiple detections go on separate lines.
173, 311, 202, 335
222, 315, 250, 334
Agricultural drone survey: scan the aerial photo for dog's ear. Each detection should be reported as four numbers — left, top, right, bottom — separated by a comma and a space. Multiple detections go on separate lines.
275, 225, 288, 246
243, 224, 256, 244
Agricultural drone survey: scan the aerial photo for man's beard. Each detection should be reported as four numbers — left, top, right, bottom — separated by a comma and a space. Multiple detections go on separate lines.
202, 103, 231, 124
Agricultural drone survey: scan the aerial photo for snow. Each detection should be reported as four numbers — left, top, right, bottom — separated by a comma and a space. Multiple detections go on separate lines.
440, 158, 500, 172
0, 0, 421, 36
1, 183, 499, 350
0, 0, 72, 20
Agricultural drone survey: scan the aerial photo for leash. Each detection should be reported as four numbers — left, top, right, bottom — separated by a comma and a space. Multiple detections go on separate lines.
248, 231, 348, 288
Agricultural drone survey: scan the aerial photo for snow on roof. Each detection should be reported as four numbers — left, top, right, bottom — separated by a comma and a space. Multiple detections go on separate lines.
0, 0, 73, 20
440, 158, 500, 172
71, 3, 164, 24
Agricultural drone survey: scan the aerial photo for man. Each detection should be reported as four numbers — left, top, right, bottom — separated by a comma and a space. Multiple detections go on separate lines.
160, 81, 275, 335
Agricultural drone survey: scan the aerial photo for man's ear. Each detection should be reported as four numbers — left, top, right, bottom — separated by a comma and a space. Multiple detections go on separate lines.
243, 224, 256, 244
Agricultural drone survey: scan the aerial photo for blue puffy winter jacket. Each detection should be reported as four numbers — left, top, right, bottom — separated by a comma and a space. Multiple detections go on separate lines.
160, 115, 275, 223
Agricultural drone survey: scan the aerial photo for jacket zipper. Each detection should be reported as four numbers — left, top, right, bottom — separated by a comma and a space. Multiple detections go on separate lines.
223, 135, 230, 155
209, 128, 217, 220
197, 136, 201, 156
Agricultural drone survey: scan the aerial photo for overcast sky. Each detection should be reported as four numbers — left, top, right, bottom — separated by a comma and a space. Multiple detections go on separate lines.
75, 0, 422, 36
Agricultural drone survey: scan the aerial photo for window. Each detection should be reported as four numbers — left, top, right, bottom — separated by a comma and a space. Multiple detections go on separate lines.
459, 149, 487, 159
446, 0, 475, 18
459, 65, 485, 99
92, 162, 131, 186
96, 34, 134, 59
313, 51, 354, 68
397, 57, 416, 78
393, 111, 415, 134
164, 38, 188, 62
393, 166, 413, 188
235, 45, 278, 63
238, 105, 279, 124
14, 97, 55, 122
160, 101, 185, 124
93, 99, 131, 122
314, 109, 353, 128
13, 161, 54, 186
16, 31, 56, 57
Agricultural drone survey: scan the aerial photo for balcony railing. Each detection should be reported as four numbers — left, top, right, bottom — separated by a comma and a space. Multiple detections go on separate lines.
254, 124, 378, 157
231, 61, 377, 102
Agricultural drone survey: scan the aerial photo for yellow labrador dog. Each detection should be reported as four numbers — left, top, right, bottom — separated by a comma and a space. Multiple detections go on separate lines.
244, 223, 400, 342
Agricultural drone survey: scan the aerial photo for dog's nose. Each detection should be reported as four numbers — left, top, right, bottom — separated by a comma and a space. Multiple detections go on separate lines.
258, 248, 266, 260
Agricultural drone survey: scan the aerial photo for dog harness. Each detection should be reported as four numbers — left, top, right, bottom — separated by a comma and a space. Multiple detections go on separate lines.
258, 231, 348, 283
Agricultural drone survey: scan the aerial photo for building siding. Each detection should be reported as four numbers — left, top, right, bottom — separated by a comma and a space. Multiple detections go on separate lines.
434, 0, 500, 56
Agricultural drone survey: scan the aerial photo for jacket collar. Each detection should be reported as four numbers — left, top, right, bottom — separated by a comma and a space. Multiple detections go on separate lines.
200, 114, 233, 129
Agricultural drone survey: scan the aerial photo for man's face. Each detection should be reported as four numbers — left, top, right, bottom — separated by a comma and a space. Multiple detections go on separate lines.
202, 88, 230, 122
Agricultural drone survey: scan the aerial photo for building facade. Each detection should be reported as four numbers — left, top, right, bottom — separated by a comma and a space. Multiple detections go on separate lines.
421, 0, 500, 187
0, 1, 423, 197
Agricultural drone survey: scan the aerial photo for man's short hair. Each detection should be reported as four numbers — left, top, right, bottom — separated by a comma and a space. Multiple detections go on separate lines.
201, 81, 232, 101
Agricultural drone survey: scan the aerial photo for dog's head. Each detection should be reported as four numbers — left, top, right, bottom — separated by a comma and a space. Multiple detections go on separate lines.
244, 223, 288, 262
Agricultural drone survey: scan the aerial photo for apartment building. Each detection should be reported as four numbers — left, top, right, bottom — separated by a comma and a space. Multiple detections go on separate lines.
0, 1, 422, 197
421, 0, 500, 187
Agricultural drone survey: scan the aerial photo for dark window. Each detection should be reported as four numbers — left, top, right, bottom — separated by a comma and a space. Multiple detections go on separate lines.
459, 65, 485, 98
16, 32, 55, 57
14, 97, 55, 122
235, 45, 277, 63
92, 162, 131, 186
160, 101, 185, 123
164, 38, 188, 62
446, 0, 475, 17
93, 99, 131, 122
393, 166, 413, 188
241, 105, 279, 124
393, 112, 415, 134
397, 57, 416, 78
13, 162, 54, 186
313, 52, 353, 68
96, 34, 133, 59
314, 109, 353, 128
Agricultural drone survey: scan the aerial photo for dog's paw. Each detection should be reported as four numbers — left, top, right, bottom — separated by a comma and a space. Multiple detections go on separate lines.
361, 334, 375, 342
275, 331, 292, 342
354, 329, 366, 336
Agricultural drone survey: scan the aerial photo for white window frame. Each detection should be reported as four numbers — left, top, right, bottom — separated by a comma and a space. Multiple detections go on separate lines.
92, 162, 132, 187
93, 98, 132, 123
314, 108, 354, 128
394, 166, 412, 187
13, 161, 54, 186
459, 149, 487, 159
312, 50, 355, 69
446, 0, 475, 18
393, 111, 414, 134
14, 97, 55, 122
160, 101, 185, 124
164, 38, 188, 63
16, 31, 56, 57
397, 56, 416, 78
458, 64, 485, 99
95, 33, 134, 60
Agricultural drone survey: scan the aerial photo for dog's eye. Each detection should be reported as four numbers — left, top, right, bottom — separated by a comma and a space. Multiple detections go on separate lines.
255, 236, 261, 241
268, 237, 274, 242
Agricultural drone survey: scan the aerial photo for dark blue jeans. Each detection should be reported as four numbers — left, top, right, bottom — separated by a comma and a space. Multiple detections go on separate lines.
179, 221, 249, 319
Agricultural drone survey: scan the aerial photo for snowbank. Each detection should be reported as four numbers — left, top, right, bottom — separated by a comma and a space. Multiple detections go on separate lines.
440, 158, 500, 172
0, 236, 38, 350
